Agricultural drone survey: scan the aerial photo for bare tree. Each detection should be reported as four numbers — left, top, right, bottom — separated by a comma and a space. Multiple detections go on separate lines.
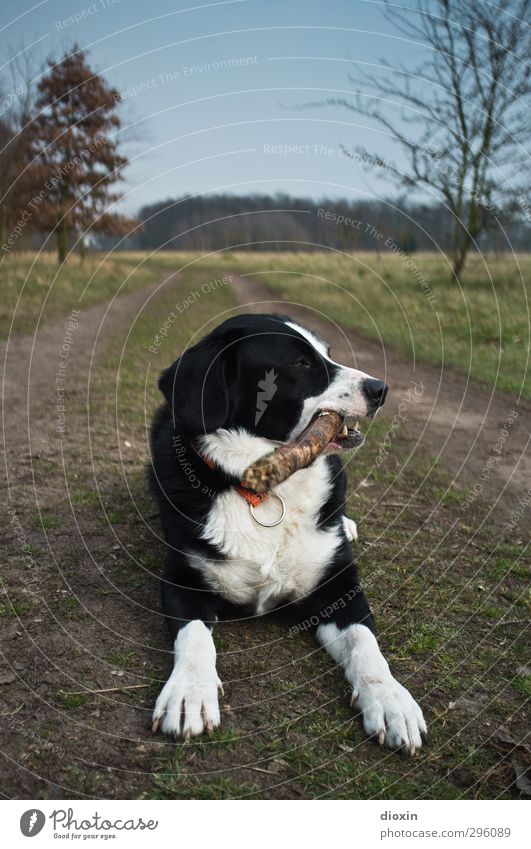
323, 0, 531, 279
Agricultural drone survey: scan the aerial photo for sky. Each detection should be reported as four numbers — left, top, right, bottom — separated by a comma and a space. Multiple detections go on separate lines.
1, 0, 432, 213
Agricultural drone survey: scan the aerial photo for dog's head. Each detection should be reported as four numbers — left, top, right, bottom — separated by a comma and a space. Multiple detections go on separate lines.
159, 313, 388, 451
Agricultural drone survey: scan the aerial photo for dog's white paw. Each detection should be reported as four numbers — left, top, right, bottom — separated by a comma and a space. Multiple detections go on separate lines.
152, 620, 222, 739
318, 622, 427, 756
342, 515, 358, 542
152, 665, 222, 738
352, 676, 427, 755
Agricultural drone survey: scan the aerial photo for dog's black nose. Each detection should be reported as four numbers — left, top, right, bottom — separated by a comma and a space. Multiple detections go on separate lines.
363, 378, 388, 411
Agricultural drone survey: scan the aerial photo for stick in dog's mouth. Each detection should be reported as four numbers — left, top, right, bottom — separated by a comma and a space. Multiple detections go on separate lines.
241, 409, 364, 493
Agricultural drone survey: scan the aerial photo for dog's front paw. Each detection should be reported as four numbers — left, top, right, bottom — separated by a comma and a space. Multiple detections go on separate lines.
152, 663, 222, 739
352, 676, 427, 755
342, 515, 358, 542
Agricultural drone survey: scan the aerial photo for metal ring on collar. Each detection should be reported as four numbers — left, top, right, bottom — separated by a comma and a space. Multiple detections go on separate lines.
249, 493, 286, 527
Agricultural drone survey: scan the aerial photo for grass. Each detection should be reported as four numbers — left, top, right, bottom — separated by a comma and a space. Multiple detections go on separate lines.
0, 597, 32, 617
4, 249, 529, 397
0, 251, 179, 339
41, 516, 60, 529
2, 252, 528, 800
512, 678, 531, 699
214, 250, 531, 398
58, 693, 88, 709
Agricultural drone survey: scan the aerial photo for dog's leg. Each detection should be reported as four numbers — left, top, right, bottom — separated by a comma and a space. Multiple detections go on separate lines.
302, 569, 427, 754
152, 559, 223, 739
342, 515, 358, 541
152, 620, 222, 738
317, 621, 427, 754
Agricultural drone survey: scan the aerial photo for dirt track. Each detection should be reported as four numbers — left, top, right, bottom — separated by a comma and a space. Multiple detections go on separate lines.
229, 274, 531, 528
1, 280, 168, 799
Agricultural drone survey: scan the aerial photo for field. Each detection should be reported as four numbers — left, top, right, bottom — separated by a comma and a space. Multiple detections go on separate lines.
4, 251, 530, 396
223, 251, 531, 399
1, 251, 529, 800
0, 252, 178, 339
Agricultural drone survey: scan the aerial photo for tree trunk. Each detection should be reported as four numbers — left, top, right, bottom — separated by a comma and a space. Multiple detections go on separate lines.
57, 220, 67, 263
57, 231, 66, 263
451, 211, 476, 282
451, 250, 467, 282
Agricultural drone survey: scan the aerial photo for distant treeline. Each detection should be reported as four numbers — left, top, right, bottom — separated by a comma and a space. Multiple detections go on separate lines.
126, 193, 531, 253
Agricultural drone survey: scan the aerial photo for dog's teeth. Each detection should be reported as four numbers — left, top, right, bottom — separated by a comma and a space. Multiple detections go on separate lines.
340, 423, 348, 436
355, 421, 359, 430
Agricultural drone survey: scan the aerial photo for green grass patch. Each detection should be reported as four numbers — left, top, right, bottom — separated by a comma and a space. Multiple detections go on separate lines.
58, 693, 88, 709
512, 677, 531, 699
41, 516, 60, 529
0, 597, 32, 617
51, 596, 87, 620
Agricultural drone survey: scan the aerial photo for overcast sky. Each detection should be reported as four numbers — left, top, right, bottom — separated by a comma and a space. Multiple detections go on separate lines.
2, 0, 432, 213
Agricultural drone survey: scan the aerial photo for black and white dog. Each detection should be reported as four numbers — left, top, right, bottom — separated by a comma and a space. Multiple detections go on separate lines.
149, 313, 427, 754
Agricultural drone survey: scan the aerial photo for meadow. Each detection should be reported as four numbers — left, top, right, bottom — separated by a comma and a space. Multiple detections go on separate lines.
222, 251, 531, 399
1, 251, 528, 799
3, 250, 529, 397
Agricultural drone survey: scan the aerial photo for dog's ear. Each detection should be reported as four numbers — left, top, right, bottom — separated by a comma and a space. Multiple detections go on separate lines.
158, 334, 232, 434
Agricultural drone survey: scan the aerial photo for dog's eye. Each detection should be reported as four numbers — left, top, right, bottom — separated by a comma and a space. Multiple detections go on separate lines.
290, 357, 312, 368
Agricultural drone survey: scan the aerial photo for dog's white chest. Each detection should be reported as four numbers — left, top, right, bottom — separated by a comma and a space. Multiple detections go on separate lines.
198, 458, 341, 613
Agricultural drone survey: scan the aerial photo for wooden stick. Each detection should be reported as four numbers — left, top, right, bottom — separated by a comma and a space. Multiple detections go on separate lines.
242, 411, 343, 493
495, 619, 527, 627
59, 684, 149, 696
0, 703, 24, 718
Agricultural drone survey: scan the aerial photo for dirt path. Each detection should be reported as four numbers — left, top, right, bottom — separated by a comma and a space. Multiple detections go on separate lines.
1, 279, 169, 799
229, 274, 531, 528
2, 280, 162, 457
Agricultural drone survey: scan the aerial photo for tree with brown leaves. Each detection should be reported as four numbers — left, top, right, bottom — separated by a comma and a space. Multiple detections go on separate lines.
29, 47, 133, 261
